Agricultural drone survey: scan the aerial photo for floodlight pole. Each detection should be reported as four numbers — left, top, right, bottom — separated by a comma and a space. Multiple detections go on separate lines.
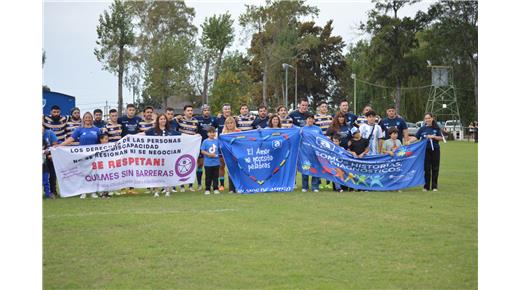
351, 73, 357, 114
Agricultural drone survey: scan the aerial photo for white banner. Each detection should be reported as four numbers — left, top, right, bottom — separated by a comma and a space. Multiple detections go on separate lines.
50, 134, 202, 197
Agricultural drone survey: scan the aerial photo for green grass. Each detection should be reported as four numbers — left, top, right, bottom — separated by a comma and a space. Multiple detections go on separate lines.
43, 141, 477, 289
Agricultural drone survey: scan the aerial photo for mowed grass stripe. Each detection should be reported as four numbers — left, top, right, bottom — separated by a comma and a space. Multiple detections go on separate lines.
43, 141, 477, 289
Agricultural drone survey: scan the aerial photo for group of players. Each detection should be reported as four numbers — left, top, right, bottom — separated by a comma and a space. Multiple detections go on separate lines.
43, 97, 442, 198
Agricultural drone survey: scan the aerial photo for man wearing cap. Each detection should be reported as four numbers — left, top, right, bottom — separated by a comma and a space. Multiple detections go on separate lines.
195, 104, 218, 190
65, 107, 81, 146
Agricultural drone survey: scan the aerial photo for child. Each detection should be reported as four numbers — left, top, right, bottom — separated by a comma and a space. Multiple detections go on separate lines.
331, 134, 346, 192
382, 127, 402, 156
98, 134, 111, 198
359, 110, 384, 155
347, 127, 369, 158
200, 127, 220, 195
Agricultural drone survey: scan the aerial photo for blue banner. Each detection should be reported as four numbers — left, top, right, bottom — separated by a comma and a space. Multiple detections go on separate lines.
298, 130, 427, 191
219, 128, 301, 193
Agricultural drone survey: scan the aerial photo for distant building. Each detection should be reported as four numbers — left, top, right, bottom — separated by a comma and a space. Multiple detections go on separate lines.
42, 90, 76, 115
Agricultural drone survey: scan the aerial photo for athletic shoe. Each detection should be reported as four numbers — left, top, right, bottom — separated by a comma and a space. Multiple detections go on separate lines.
171, 187, 177, 193
213, 190, 220, 194
339, 189, 344, 192
108, 192, 116, 196
91, 193, 99, 199
326, 183, 333, 189
154, 192, 160, 198
197, 185, 202, 191
302, 189, 308, 192
180, 187, 185, 193
422, 188, 428, 192
229, 190, 234, 194
313, 189, 319, 193
80, 193, 86, 199
218, 186, 224, 191
432, 188, 438, 192
188, 187, 195, 192
165, 192, 170, 197
204, 190, 211, 195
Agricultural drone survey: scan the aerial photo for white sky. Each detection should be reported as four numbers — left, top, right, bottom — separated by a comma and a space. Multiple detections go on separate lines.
43, 0, 433, 112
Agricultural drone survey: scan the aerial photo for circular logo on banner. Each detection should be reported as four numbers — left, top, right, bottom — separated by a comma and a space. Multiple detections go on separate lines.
175, 154, 196, 177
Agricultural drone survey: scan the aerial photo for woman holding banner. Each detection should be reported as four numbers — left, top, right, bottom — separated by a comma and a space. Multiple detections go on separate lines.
416, 113, 444, 192
60, 112, 102, 199
222, 117, 241, 193
146, 114, 181, 197
326, 111, 351, 148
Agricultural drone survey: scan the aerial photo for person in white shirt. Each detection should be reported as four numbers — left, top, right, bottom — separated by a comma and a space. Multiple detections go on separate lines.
359, 110, 384, 155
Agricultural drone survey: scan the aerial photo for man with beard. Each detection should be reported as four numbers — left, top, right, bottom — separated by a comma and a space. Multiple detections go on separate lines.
65, 107, 81, 146
93, 108, 106, 128
139, 106, 155, 134
43, 105, 68, 197
252, 105, 269, 129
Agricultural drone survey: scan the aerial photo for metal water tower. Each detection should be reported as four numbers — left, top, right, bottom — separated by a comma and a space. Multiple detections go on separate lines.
425, 65, 462, 124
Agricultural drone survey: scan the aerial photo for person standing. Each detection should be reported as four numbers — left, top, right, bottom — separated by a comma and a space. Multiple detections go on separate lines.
289, 98, 311, 127
174, 105, 202, 192
215, 103, 233, 191
93, 109, 106, 128
146, 114, 181, 197
301, 115, 322, 192
221, 117, 241, 193
326, 112, 351, 148
338, 99, 358, 128
382, 128, 402, 156
359, 110, 384, 155
252, 105, 269, 129
200, 127, 221, 195
104, 109, 122, 143
235, 104, 256, 131
42, 125, 58, 199
277, 105, 294, 128
416, 113, 444, 192
314, 101, 334, 134
61, 112, 102, 199
43, 105, 68, 198
65, 107, 81, 146
380, 106, 409, 144
354, 105, 374, 127
267, 115, 282, 128
117, 104, 142, 195
139, 106, 155, 134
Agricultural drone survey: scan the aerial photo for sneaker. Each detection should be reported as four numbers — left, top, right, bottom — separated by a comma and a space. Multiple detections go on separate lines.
197, 185, 202, 191
313, 189, 319, 193
302, 189, 308, 192
188, 187, 195, 192
213, 190, 220, 194
422, 188, 428, 192
91, 193, 99, 199
339, 189, 344, 192
326, 183, 333, 189
165, 192, 171, 197
229, 190, 234, 194
171, 187, 177, 193
154, 192, 160, 198
108, 191, 116, 196
80, 193, 87, 199
432, 188, 438, 192
218, 185, 225, 191
180, 187, 186, 193
204, 190, 211, 195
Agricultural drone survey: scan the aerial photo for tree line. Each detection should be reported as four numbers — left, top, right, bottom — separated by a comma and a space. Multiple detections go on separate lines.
94, 0, 477, 124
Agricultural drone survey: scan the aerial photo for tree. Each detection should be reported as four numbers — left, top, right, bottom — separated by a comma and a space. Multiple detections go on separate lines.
94, 0, 135, 115
360, 0, 421, 114
200, 13, 235, 84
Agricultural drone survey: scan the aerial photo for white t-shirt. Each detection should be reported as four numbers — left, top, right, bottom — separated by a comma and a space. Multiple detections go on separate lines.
359, 123, 384, 155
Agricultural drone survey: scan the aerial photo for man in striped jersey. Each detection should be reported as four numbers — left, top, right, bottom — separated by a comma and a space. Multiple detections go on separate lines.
93, 109, 106, 128
174, 105, 202, 192
139, 106, 155, 134
65, 107, 81, 146
43, 105, 68, 197
355, 105, 374, 127
314, 101, 334, 134
277, 105, 294, 128
104, 109, 122, 142
235, 104, 256, 131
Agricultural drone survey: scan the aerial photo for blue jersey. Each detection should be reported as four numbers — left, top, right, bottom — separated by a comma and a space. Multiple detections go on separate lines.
252, 116, 269, 129
174, 116, 201, 135
196, 115, 217, 140
200, 138, 220, 167
43, 115, 67, 143
71, 127, 101, 146
327, 124, 351, 148
380, 117, 408, 141
42, 129, 58, 149
289, 110, 311, 127
344, 112, 358, 127
93, 120, 106, 129
118, 115, 142, 136
145, 127, 181, 136
416, 125, 443, 151
235, 114, 256, 131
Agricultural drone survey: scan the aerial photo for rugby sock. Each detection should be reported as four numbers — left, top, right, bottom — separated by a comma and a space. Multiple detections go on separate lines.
219, 177, 225, 186
196, 169, 203, 185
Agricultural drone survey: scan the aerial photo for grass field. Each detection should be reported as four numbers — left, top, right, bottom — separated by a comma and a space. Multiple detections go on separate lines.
43, 141, 477, 289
